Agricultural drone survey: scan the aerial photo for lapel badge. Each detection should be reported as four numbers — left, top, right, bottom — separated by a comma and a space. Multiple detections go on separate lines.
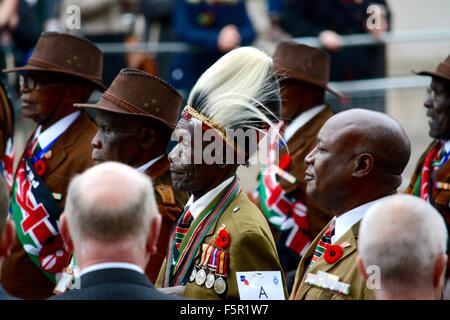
324, 244, 343, 264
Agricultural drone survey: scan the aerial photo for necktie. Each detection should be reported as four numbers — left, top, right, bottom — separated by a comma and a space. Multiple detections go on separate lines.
174, 206, 193, 251
309, 219, 336, 267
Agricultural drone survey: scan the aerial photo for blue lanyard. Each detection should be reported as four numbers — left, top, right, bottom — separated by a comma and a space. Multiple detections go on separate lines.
31, 131, 65, 164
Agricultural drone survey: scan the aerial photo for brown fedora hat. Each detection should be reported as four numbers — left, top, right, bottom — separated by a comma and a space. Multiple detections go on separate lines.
272, 41, 342, 97
75, 68, 183, 129
3, 32, 106, 91
414, 54, 450, 82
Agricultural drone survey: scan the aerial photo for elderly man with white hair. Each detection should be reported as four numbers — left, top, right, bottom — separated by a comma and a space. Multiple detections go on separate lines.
357, 194, 448, 300
51, 162, 174, 300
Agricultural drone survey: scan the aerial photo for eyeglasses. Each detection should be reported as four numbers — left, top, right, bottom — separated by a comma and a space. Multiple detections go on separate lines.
19, 76, 37, 91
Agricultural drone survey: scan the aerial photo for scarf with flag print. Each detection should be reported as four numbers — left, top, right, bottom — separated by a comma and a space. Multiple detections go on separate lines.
1, 137, 14, 191
10, 112, 80, 283
161, 176, 241, 287
413, 140, 449, 202
256, 125, 311, 257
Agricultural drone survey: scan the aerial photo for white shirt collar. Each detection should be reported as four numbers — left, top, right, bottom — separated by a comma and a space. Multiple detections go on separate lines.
186, 176, 235, 220
136, 154, 165, 173
34, 111, 81, 148
284, 105, 326, 142
332, 199, 382, 244
80, 262, 145, 277
444, 140, 450, 154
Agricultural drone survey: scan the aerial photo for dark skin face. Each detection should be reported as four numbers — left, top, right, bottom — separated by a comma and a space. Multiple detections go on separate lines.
19, 72, 93, 128
424, 77, 450, 139
91, 110, 165, 167
279, 79, 325, 123
168, 118, 237, 200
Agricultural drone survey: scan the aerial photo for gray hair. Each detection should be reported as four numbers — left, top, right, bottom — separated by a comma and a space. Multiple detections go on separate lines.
0, 177, 8, 236
359, 194, 447, 289
65, 162, 159, 248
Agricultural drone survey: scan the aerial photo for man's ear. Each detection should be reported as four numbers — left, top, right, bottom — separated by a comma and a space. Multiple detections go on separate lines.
141, 127, 157, 149
352, 153, 374, 178
60, 213, 74, 253
146, 214, 162, 256
433, 253, 447, 297
356, 255, 369, 282
0, 220, 16, 257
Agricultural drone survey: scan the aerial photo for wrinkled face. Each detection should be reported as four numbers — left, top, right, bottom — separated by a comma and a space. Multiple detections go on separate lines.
19, 73, 68, 123
91, 110, 144, 165
168, 118, 220, 193
304, 119, 354, 209
424, 78, 450, 139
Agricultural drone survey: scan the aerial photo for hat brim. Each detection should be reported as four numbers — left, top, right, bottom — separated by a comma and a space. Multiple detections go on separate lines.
3, 65, 107, 92
413, 70, 450, 82
75, 99, 177, 129
274, 65, 344, 98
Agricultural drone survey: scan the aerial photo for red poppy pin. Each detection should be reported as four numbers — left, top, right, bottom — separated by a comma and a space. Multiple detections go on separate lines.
34, 159, 47, 176
216, 228, 230, 249
324, 244, 343, 264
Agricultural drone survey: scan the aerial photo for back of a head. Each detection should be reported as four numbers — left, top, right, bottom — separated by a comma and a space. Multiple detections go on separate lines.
359, 194, 447, 290
65, 162, 159, 248
0, 177, 8, 238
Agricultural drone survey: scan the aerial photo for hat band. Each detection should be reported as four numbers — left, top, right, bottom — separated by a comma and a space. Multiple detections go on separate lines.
181, 105, 246, 156
102, 91, 145, 115
437, 63, 450, 77
28, 57, 102, 82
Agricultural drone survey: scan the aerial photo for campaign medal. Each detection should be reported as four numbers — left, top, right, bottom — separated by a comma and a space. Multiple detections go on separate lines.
205, 248, 219, 289
214, 250, 228, 295
189, 265, 197, 282
196, 244, 213, 286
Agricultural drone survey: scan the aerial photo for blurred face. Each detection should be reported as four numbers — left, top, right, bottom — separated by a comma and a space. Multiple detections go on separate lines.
168, 118, 225, 195
304, 119, 354, 210
19, 73, 68, 123
280, 79, 301, 121
91, 110, 144, 165
424, 78, 450, 139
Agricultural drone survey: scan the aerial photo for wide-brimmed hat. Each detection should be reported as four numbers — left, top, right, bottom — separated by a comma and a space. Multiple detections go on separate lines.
272, 41, 342, 97
414, 54, 450, 82
75, 68, 183, 129
3, 32, 106, 91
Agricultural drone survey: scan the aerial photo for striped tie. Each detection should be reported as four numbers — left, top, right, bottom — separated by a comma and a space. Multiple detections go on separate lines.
309, 219, 336, 267
174, 207, 193, 250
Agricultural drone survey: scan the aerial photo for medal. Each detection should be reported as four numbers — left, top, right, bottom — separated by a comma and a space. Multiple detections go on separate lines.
195, 268, 207, 286
189, 265, 197, 282
206, 272, 215, 289
214, 276, 227, 295
196, 244, 213, 286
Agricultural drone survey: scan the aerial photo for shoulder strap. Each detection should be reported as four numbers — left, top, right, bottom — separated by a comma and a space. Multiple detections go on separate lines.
155, 184, 176, 206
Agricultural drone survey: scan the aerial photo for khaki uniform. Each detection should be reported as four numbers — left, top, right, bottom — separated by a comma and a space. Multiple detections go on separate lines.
1, 112, 96, 299
156, 192, 288, 300
144, 156, 189, 283
290, 220, 373, 300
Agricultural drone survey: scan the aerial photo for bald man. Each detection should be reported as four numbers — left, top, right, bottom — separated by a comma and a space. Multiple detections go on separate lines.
357, 194, 447, 300
290, 109, 411, 300
52, 162, 174, 300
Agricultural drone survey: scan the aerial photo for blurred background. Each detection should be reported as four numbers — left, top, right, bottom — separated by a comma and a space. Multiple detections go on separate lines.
1, 0, 450, 192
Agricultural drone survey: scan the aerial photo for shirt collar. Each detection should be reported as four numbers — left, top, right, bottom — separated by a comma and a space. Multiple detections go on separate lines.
81, 262, 145, 277
186, 176, 235, 220
35, 111, 81, 147
332, 199, 382, 244
444, 140, 450, 154
284, 105, 325, 142
136, 154, 165, 173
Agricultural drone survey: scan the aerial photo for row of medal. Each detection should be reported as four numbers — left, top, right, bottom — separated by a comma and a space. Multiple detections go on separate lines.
189, 243, 228, 295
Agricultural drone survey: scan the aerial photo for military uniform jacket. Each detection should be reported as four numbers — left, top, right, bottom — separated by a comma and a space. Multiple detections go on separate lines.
405, 140, 450, 256
290, 220, 373, 300
156, 192, 287, 300
144, 156, 189, 283
1, 112, 96, 299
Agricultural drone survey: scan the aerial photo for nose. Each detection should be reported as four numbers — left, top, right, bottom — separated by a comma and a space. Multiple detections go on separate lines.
305, 146, 317, 166
91, 132, 102, 149
424, 95, 433, 110
168, 143, 179, 164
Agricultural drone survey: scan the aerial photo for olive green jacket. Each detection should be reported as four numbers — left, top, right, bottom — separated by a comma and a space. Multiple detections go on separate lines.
156, 192, 288, 300
290, 220, 373, 300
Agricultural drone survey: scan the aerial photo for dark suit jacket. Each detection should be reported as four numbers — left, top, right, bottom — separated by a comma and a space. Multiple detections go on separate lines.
50, 268, 178, 300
